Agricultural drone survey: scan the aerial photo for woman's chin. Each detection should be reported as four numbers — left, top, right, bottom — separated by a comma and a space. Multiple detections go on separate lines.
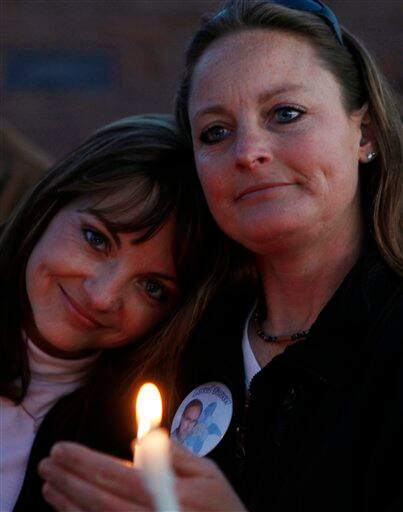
31, 334, 97, 359
225, 216, 313, 254
24, 319, 96, 359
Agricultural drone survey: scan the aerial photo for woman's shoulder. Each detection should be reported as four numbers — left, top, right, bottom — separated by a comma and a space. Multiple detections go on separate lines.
353, 247, 403, 360
32, 384, 131, 455
359, 247, 403, 312
339, 244, 403, 315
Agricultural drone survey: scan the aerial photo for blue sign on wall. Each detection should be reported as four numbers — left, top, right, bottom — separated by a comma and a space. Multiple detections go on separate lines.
6, 49, 116, 90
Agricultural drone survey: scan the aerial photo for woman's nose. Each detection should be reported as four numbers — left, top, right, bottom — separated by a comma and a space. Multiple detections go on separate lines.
234, 127, 272, 171
84, 271, 124, 313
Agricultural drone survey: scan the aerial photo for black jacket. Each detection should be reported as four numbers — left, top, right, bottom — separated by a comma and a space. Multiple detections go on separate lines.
177, 249, 403, 512
13, 385, 134, 511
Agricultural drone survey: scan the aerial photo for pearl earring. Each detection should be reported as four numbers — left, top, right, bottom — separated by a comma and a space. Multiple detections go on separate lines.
367, 151, 377, 161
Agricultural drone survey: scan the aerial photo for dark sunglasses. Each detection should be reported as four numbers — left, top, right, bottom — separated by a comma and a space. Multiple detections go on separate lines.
271, 0, 343, 44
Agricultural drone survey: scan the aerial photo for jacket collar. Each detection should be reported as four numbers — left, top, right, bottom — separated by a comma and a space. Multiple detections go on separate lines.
252, 246, 402, 391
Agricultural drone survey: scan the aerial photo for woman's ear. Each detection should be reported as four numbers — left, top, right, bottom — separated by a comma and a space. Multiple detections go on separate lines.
358, 107, 378, 164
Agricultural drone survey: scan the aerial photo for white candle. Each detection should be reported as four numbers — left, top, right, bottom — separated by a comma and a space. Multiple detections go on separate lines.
138, 428, 179, 512
134, 383, 180, 512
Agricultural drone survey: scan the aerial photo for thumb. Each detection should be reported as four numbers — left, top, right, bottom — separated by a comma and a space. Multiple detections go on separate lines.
170, 441, 215, 478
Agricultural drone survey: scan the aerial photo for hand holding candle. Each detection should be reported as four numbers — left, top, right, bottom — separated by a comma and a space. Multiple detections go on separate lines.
134, 383, 180, 512
38, 439, 246, 512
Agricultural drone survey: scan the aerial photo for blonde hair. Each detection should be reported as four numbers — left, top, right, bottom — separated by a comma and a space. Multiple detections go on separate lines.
176, 0, 403, 275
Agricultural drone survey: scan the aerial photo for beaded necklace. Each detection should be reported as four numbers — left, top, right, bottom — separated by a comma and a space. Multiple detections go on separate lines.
252, 307, 310, 343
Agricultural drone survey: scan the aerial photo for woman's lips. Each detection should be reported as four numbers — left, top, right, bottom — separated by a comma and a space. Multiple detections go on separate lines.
59, 286, 106, 329
236, 182, 291, 201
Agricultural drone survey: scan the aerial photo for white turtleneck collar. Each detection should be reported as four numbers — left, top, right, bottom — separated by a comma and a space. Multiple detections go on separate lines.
27, 337, 99, 383
23, 338, 99, 421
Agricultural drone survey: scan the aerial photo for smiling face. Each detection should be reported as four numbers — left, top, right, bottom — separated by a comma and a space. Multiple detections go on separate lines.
189, 29, 370, 254
25, 194, 180, 357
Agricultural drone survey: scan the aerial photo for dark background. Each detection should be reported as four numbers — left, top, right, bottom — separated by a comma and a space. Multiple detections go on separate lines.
2, 0, 402, 161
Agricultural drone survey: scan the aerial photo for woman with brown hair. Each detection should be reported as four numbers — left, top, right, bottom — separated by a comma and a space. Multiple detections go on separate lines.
39, 1, 403, 511
0, 114, 225, 512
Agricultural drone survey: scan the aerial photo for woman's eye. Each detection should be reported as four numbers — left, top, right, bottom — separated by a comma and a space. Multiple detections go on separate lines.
142, 280, 166, 302
83, 228, 108, 252
274, 107, 304, 124
200, 125, 230, 144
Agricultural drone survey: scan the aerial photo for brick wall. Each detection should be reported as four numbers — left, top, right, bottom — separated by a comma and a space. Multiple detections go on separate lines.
2, 0, 402, 160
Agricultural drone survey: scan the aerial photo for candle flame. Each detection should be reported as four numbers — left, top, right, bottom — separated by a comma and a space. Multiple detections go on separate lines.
136, 382, 162, 440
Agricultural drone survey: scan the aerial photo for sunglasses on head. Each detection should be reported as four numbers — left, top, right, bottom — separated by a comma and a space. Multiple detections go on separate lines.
214, 0, 344, 46
271, 0, 344, 44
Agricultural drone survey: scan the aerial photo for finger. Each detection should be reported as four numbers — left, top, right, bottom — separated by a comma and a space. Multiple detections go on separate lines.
41, 462, 150, 512
170, 444, 246, 511
42, 482, 85, 512
43, 483, 150, 512
171, 441, 217, 478
42, 442, 151, 504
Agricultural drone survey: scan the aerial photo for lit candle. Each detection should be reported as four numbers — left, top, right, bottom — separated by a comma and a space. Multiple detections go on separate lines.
134, 383, 162, 466
134, 383, 180, 512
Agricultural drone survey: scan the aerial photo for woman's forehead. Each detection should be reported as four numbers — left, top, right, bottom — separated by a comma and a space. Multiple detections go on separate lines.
189, 29, 336, 116
196, 29, 313, 69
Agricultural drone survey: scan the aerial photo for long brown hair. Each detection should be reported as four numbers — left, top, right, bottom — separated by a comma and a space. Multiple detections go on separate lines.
176, 0, 403, 275
0, 115, 227, 412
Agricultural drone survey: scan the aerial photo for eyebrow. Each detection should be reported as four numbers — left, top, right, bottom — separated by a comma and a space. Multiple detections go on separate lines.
150, 272, 178, 284
81, 209, 178, 283
81, 209, 122, 248
257, 84, 307, 104
191, 84, 307, 122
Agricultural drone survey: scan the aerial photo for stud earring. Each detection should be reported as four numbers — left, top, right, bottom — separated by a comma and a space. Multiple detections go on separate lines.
367, 151, 377, 161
